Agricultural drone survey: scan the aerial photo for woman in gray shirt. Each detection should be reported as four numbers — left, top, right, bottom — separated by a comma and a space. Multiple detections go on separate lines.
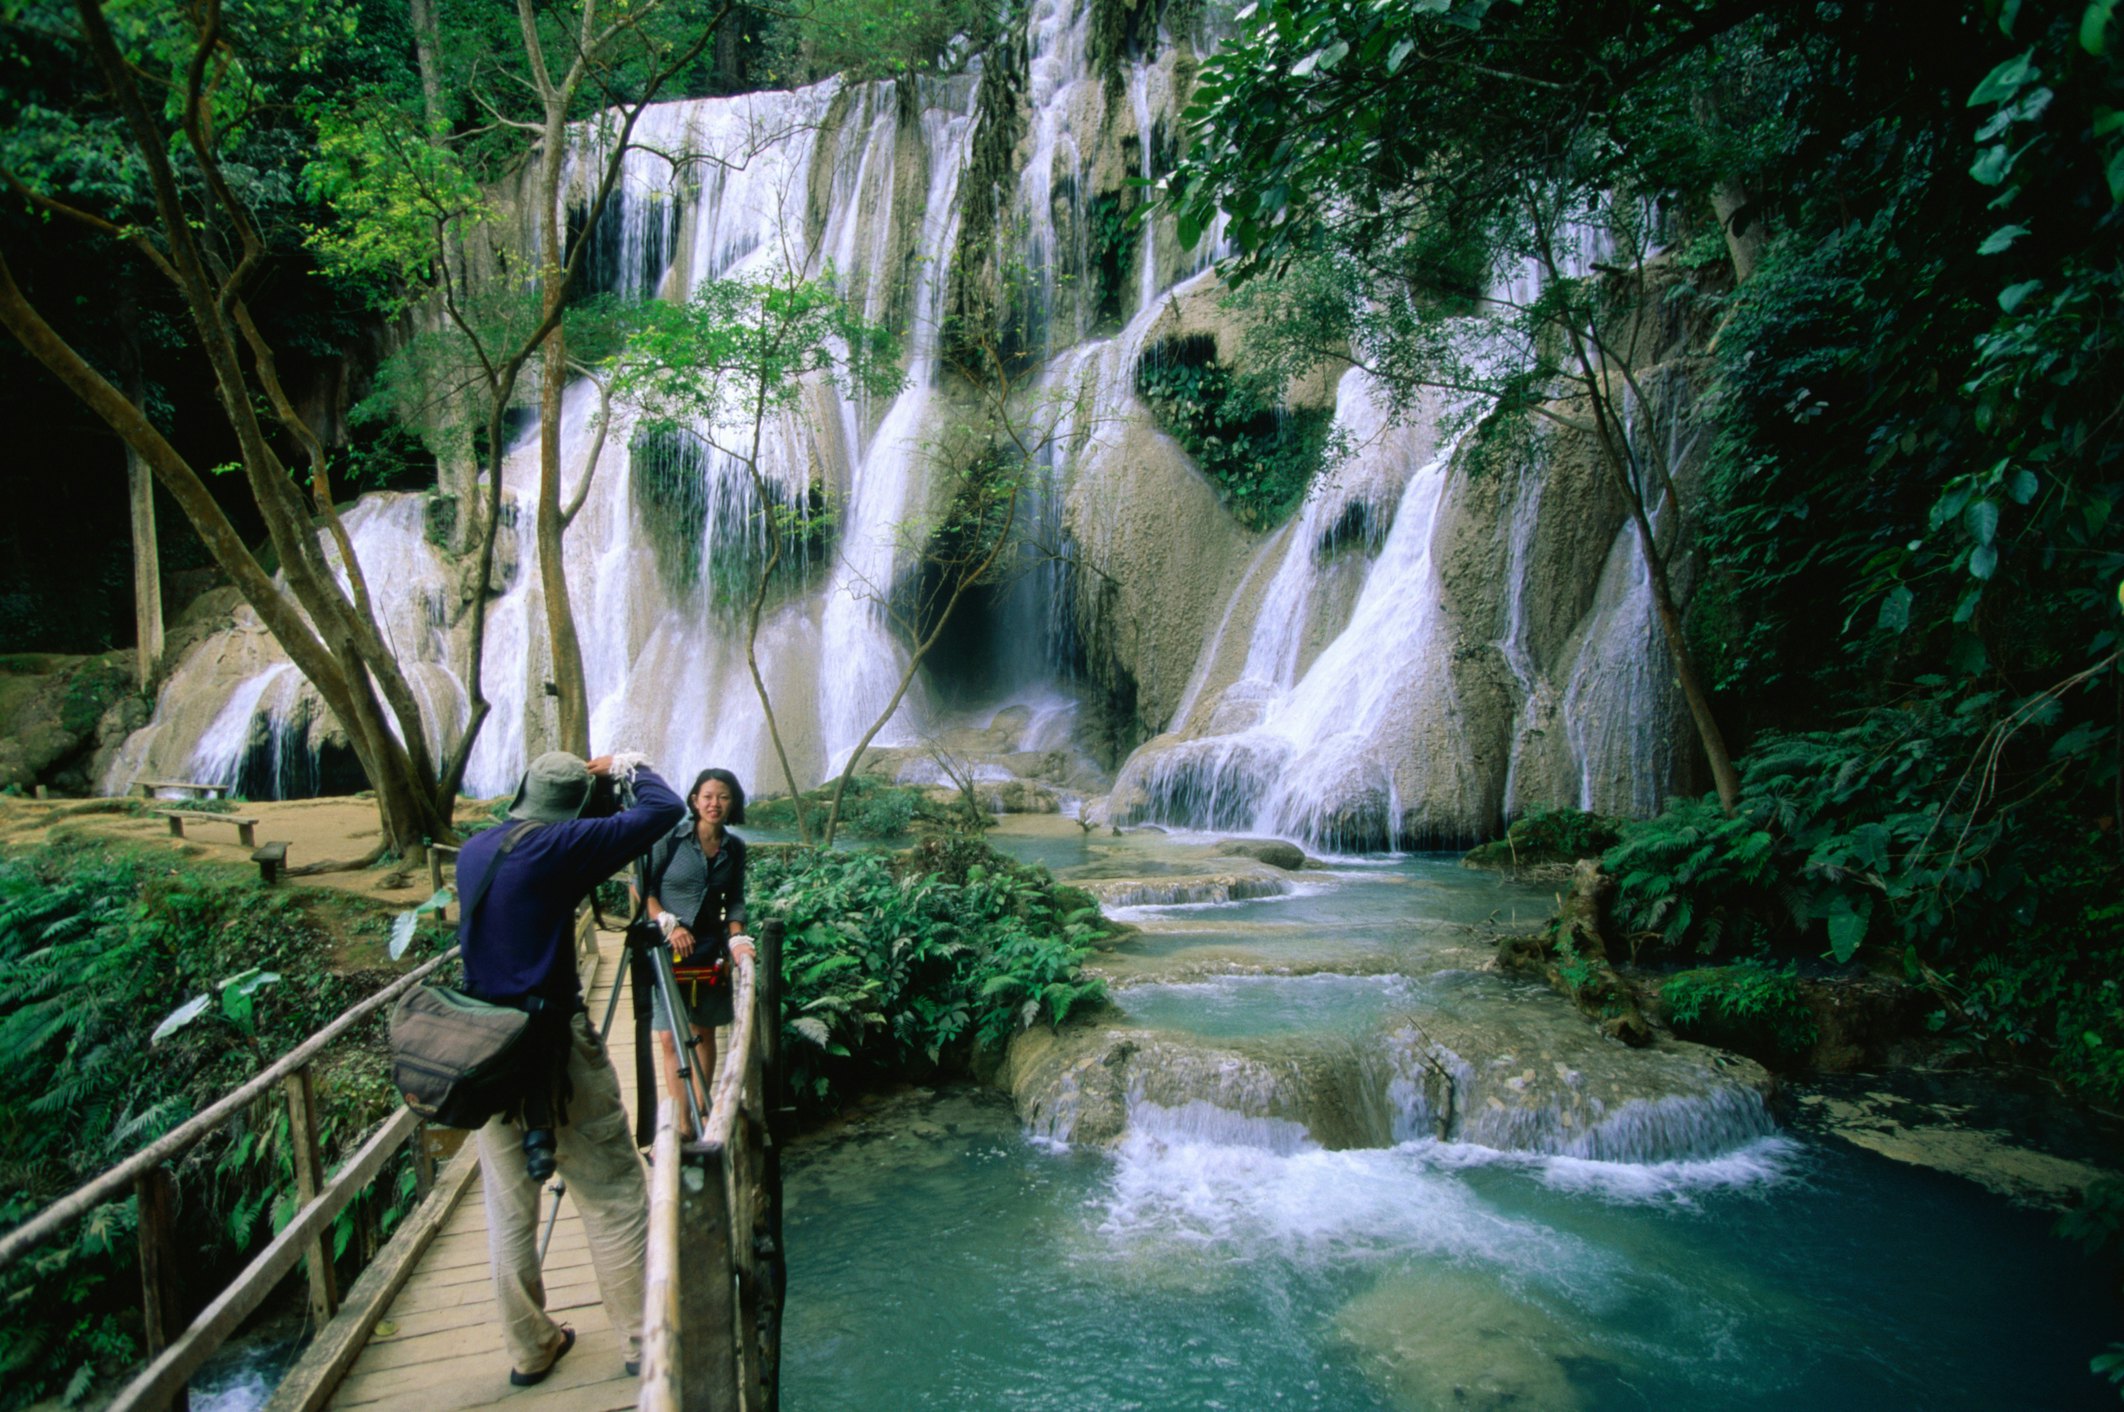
642, 768, 753, 1137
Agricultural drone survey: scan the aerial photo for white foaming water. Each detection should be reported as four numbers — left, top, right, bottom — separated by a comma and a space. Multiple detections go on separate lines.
1122, 371, 1472, 848
817, 95, 978, 770
187, 664, 296, 786
1096, 1122, 1612, 1279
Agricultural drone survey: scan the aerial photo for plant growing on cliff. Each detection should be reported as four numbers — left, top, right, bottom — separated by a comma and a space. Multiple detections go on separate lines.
1135, 334, 1336, 527
1661, 960, 1817, 1063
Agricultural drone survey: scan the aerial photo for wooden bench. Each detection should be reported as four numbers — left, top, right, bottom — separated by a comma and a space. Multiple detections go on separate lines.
164, 810, 260, 848
251, 842, 290, 885
133, 778, 230, 800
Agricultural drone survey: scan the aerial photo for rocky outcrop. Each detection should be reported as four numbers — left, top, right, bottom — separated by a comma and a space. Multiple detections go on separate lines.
1496, 860, 1652, 1046
1213, 837, 1306, 870
0, 652, 141, 795
999, 976, 1774, 1159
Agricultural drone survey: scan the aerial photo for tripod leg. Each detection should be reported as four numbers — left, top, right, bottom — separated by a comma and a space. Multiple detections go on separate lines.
537, 1179, 566, 1264
649, 946, 711, 1138
596, 955, 626, 1042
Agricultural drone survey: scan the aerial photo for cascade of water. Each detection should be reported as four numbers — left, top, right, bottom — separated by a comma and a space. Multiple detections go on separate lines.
816, 93, 979, 771
1018, 0, 1097, 355
1495, 454, 1552, 818
1557, 376, 1690, 814
1118, 369, 1472, 848
1128, 62, 1160, 317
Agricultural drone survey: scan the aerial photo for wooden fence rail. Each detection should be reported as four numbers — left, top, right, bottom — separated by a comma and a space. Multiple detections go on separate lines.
0, 947, 462, 1411
641, 918, 785, 1411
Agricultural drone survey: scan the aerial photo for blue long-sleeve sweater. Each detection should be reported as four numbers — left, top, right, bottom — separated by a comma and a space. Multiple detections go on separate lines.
457, 766, 684, 1008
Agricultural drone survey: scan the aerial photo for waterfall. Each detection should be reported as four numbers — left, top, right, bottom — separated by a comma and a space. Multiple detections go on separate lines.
113, 0, 1696, 835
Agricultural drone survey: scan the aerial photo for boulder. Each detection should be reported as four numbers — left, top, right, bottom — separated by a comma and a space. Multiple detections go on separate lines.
1214, 837, 1307, 871
0, 652, 140, 794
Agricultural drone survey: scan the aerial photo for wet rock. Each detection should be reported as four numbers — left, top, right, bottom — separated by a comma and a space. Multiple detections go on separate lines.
1002, 973, 1776, 1162
1792, 1078, 2119, 1210
1077, 871, 1290, 907
1214, 838, 1307, 871
1494, 860, 1652, 1046
1335, 1267, 1595, 1411
0, 652, 141, 794
977, 778, 1061, 814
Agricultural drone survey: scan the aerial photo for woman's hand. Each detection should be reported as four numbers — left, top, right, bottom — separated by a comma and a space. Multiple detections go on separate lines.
730, 933, 756, 965
669, 923, 697, 960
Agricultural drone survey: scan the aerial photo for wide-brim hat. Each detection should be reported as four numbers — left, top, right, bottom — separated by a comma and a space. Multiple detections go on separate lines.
508, 751, 592, 823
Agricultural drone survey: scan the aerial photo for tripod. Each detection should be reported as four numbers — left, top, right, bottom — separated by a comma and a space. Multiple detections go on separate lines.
537, 919, 712, 1263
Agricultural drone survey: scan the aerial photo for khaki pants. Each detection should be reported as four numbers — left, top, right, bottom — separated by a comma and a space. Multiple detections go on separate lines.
475, 1013, 647, 1376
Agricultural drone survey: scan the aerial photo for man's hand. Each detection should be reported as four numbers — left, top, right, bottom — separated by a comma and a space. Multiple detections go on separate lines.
585, 754, 614, 777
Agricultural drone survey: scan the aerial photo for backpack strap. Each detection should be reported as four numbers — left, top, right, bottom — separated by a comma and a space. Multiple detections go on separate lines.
461, 820, 542, 920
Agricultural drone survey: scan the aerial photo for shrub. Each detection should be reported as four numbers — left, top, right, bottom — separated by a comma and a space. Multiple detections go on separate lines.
1660, 960, 1819, 1065
0, 841, 418, 1409
1464, 805, 1622, 868
752, 840, 1110, 1110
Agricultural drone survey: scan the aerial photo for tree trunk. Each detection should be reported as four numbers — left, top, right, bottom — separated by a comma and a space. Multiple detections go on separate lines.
125, 443, 163, 691
119, 318, 162, 691
534, 100, 590, 754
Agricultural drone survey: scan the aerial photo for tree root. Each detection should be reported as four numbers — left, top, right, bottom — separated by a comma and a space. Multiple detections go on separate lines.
288, 841, 390, 875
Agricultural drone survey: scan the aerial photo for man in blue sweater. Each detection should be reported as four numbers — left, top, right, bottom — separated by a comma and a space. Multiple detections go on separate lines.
456, 751, 682, 1386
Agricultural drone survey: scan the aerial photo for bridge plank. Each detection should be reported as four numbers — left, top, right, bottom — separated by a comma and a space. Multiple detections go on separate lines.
324, 930, 656, 1412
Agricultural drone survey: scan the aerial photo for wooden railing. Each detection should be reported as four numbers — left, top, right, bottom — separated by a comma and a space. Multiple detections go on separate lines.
640, 918, 786, 1412
0, 946, 463, 1412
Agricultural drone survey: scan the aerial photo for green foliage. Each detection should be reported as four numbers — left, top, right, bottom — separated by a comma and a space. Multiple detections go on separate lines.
754, 0, 995, 85
749, 778, 927, 841
752, 840, 1110, 1111
0, 842, 417, 1408
1135, 336, 1336, 527
1465, 806, 1621, 868
1661, 960, 1819, 1063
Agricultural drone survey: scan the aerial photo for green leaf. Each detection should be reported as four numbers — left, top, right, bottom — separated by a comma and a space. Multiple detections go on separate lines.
2008, 468, 2039, 504
151, 994, 212, 1044
1977, 224, 2028, 254
1964, 498, 2000, 545
1968, 50, 2037, 107
1876, 586, 1914, 633
1970, 143, 2017, 186
1969, 543, 1999, 580
1826, 895, 1870, 963
2081, 0, 2118, 54
1998, 279, 2043, 312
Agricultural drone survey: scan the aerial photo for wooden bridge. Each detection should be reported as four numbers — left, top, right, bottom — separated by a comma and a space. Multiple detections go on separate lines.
0, 908, 785, 1412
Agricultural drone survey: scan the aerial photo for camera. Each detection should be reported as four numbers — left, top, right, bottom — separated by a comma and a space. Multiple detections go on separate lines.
579, 767, 638, 821
523, 1126, 558, 1181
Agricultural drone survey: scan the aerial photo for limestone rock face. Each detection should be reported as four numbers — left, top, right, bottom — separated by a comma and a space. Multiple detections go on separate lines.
1061, 393, 1259, 752
1001, 975, 1775, 1162
0, 652, 140, 794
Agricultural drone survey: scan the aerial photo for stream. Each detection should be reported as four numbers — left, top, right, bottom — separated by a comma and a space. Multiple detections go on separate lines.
778, 823, 2116, 1410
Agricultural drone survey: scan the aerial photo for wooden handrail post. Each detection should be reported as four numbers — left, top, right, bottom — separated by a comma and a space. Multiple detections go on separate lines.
757, 918, 786, 1412
678, 1140, 737, 1409
134, 1163, 188, 1412
283, 1067, 340, 1326
410, 1120, 436, 1201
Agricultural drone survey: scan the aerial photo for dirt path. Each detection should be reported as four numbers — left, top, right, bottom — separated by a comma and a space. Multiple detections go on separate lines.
0, 793, 503, 907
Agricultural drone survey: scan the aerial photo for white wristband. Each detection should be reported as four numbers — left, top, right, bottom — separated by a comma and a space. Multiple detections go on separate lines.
656, 911, 677, 934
